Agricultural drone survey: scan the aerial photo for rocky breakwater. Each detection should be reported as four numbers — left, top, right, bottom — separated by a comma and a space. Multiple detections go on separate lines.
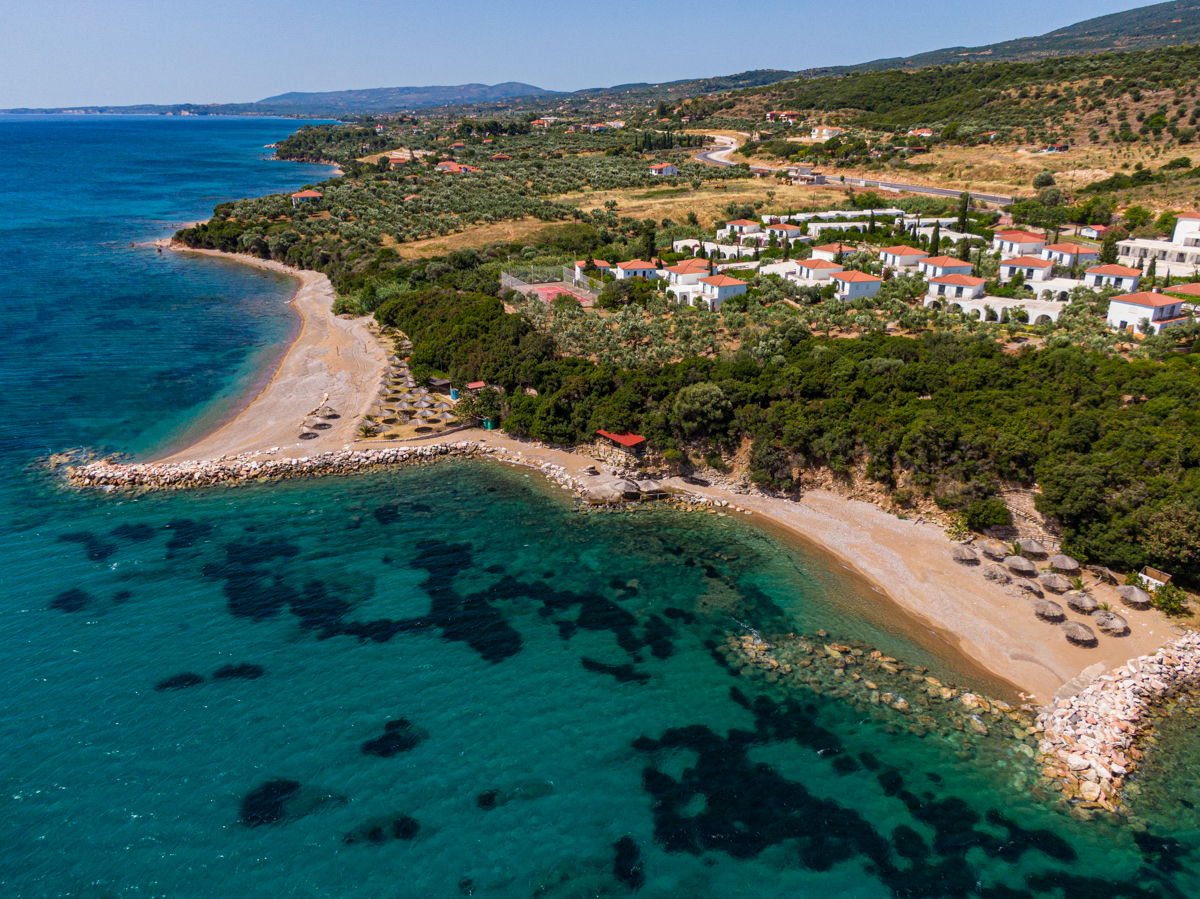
65, 442, 496, 491
719, 631, 1041, 764
1035, 631, 1200, 819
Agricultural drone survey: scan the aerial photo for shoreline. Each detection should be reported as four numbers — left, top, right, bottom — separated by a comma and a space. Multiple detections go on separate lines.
150, 243, 387, 463
60, 243, 1180, 715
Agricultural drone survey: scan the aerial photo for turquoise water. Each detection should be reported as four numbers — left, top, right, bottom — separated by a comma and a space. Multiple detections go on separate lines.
1, 117, 1198, 898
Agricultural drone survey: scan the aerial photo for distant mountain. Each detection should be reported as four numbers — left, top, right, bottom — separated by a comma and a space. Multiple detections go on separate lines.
255, 82, 561, 112
804, 0, 1200, 76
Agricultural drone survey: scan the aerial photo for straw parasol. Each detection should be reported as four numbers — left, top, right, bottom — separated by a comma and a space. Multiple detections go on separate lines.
396, 402, 415, 411
1049, 554, 1080, 575
982, 564, 1011, 584
1018, 538, 1048, 558
415, 400, 433, 409
416, 409, 437, 418
432, 402, 452, 410
951, 546, 979, 565
1062, 621, 1098, 646
1004, 555, 1037, 576
1038, 572, 1071, 593
1093, 611, 1129, 636
1034, 599, 1066, 622
979, 540, 1009, 561
1116, 585, 1152, 608
1066, 591, 1098, 613
436, 412, 456, 421
1016, 580, 1043, 598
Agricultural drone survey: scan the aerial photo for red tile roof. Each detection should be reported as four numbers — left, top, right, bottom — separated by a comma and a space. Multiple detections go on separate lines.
617, 260, 657, 270
1166, 282, 1200, 296
930, 274, 986, 286
995, 230, 1045, 242
1086, 264, 1141, 277
1117, 292, 1184, 308
575, 259, 611, 268
467, 381, 486, 389
291, 190, 323, 198
727, 219, 760, 227
597, 429, 645, 447
880, 245, 928, 257
1002, 255, 1053, 268
833, 271, 882, 283
799, 259, 843, 270
813, 243, 855, 253
1044, 243, 1097, 254
921, 255, 971, 267
700, 275, 747, 287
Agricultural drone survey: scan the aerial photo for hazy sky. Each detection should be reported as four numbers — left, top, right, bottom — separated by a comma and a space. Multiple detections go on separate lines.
0, 0, 1161, 108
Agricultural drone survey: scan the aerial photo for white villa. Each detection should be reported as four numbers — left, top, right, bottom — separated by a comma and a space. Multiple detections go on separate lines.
697, 275, 747, 311
1118, 214, 1200, 275
1084, 264, 1141, 292
927, 274, 986, 301
992, 230, 1046, 258
794, 258, 844, 281
614, 260, 659, 280
999, 256, 1054, 282
1040, 243, 1099, 267
917, 256, 974, 279
878, 245, 928, 268
1106, 291, 1192, 335
811, 242, 855, 262
831, 270, 882, 300
650, 163, 678, 176
574, 259, 611, 280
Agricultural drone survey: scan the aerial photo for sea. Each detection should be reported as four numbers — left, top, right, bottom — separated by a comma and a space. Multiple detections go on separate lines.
0, 114, 1198, 899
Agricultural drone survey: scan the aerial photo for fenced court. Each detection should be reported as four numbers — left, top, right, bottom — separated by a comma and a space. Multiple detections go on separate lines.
502, 268, 598, 306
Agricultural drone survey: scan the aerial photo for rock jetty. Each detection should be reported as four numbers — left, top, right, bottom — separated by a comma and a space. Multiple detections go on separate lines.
1035, 631, 1200, 817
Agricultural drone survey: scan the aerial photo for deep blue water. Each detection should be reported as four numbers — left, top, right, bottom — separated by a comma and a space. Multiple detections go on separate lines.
1, 116, 1198, 899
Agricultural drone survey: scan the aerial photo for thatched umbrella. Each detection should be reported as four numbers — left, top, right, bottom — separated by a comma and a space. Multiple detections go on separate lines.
1093, 611, 1129, 636
1016, 580, 1043, 598
432, 402, 452, 410
396, 402, 415, 411
1116, 585, 1152, 608
415, 409, 437, 419
1089, 566, 1119, 585
1034, 599, 1066, 622
1062, 621, 1098, 647
415, 400, 434, 409
1004, 555, 1037, 576
1038, 572, 1071, 593
1018, 538, 1048, 558
982, 564, 1011, 584
1066, 591, 1098, 613
979, 540, 1009, 561
1049, 554, 1081, 575
951, 545, 979, 565
436, 412, 456, 421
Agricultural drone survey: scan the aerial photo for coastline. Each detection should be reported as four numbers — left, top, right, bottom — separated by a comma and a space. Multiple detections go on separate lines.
151, 243, 387, 463
64, 244, 1177, 706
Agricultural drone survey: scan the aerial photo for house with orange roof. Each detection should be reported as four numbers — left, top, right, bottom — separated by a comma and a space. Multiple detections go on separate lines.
490, 153, 511, 161
1040, 243, 1099, 267
1107, 291, 1192, 334
650, 162, 678, 176
878, 245, 928, 268
722, 219, 762, 238
765, 222, 805, 241
697, 274, 746, 311
927, 273, 986, 301
999, 255, 1054, 282
574, 259, 611, 280
1084, 264, 1141, 292
831, 270, 882, 300
766, 111, 800, 124
794, 258, 844, 281
614, 260, 659, 280
992, 230, 1046, 258
290, 189, 323, 207
917, 256, 973, 279
811, 242, 856, 262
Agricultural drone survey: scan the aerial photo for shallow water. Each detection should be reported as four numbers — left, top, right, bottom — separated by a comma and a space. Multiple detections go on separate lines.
1, 117, 1198, 898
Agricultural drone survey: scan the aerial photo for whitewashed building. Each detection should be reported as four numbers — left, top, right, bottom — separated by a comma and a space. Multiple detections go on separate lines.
697, 275, 747, 311
795, 258, 844, 281
614, 260, 659, 280
1106, 291, 1191, 334
999, 256, 1054, 282
927, 274, 986, 301
831, 270, 882, 300
1040, 243, 1099, 267
992, 230, 1046, 258
1084, 264, 1141, 292
917, 256, 974, 279
878, 245, 928, 268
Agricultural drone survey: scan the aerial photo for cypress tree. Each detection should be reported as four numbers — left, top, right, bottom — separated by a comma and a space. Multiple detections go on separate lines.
1147, 257, 1157, 284
929, 222, 940, 257
868, 211, 876, 234
957, 191, 970, 232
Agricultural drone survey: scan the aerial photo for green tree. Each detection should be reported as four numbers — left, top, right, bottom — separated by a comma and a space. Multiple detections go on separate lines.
672, 382, 732, 435
1099, 230, 1119, 264
956, 191, 970, 232
929, 222, 940, 257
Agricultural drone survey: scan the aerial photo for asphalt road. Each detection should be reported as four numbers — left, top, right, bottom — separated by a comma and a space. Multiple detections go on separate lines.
696, 136, 1016, 204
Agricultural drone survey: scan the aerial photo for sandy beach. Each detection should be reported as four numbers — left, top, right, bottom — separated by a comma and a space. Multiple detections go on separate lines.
127, 244, 1175, 703
154, 244, 387, 463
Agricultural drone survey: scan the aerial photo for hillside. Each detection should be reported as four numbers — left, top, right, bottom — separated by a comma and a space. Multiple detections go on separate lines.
805, 0, 1200, 75
255, 82, 560, 112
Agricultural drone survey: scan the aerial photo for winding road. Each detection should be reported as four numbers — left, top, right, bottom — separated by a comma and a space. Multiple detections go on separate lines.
697, 134, 1017, 205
